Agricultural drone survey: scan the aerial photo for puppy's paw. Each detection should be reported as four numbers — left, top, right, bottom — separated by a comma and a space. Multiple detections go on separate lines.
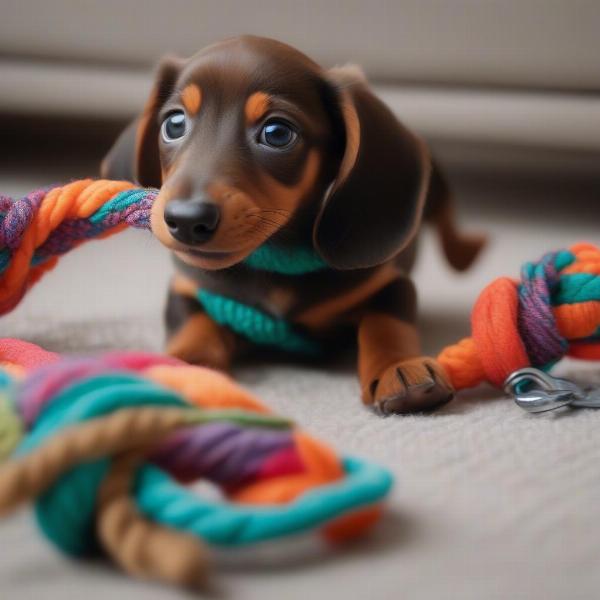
166, 315, 232, 371
364, 357, 454, 415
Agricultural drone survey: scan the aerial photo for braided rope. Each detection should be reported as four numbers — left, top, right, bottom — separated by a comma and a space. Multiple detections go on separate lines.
97, 449, 210, 587
244, 242, 326, 274
197, 288, 321, 355
0, 180, 152, 313
0, 407, 188, 514
0, 346, 393, 587
0, 180, 328, 314
0, 180, 327, 352
438, 243, 600, 389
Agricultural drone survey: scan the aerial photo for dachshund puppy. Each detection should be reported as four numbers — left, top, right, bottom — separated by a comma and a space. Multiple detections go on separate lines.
102, 35, 484, 414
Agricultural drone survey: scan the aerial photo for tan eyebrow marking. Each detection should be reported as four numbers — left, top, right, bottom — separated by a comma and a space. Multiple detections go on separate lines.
245, 92, 271, 124
181, 84, 202, 115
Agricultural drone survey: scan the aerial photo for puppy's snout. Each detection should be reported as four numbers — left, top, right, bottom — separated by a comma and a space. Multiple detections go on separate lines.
164, 198, 221, 245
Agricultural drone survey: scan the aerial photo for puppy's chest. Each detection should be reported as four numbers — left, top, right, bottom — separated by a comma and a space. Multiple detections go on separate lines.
179, 261, 401, 332
193, 268, 362, 318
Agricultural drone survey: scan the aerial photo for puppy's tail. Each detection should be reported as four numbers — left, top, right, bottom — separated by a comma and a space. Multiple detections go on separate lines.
424, 162, 487, 272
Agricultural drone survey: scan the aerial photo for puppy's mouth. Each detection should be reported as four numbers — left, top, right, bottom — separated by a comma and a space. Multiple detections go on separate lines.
171, 244, 254, 270
179, 248, 235, 260
150, 187, 291, 270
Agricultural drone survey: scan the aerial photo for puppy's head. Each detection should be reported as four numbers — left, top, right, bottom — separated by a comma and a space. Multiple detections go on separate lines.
134, 36, 430, 270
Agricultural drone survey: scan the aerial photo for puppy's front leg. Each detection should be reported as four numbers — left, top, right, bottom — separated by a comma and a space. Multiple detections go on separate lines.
358, 278, 454, 415
165, 279, 236, 371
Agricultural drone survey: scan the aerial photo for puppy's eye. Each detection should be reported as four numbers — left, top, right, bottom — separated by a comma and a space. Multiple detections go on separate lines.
161, 111, 187, 142
259, 120, 297, 149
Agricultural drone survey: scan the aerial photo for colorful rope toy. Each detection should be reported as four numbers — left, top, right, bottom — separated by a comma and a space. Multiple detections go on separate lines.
0, 339, 392, 587
437, 242, 600, 407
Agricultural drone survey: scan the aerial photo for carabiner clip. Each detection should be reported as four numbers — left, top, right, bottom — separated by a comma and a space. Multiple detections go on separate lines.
504, 367, 600, 413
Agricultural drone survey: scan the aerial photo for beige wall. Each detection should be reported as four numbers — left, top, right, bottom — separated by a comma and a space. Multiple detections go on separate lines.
1, 0, 599, 172
1, 0, 599, 90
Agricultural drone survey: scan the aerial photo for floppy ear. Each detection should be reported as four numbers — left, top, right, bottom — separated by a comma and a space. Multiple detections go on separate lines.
100, 56, 183, 187
313, 67, 431, 270
134, 56, 184, 186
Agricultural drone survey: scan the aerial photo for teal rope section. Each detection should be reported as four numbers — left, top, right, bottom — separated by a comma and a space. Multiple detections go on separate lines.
16, 374, 186, 455
135, 457, 393, 546
197, 288, 321, 355
244, 243, 326, 275
554, 273, 600, 305
88, 188, 153, 223
521, 250, 600, 306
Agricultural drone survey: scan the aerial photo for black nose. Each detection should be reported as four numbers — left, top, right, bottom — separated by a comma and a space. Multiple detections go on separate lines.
163, 199, 221, 245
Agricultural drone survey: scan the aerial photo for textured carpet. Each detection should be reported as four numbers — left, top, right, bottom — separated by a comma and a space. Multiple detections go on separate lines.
1, 162, 600, 599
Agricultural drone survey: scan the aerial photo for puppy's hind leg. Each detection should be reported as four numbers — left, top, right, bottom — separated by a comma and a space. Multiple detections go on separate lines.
358, 277, 454, 415
165, 279, 236, 371
425, 161, 486, 272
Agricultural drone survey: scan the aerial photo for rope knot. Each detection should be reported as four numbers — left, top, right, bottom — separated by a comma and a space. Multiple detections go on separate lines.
439, 244, 600, 390
517, 250, 569, 367
0, 350, 393, 587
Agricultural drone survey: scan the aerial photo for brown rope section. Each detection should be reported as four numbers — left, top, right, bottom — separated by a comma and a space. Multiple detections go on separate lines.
0, 407, 188, 515
98, 450, 210, 587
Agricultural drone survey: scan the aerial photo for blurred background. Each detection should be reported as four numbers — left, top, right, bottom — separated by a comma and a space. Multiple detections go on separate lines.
1, 3, 600, 599
1, 0, 599, 178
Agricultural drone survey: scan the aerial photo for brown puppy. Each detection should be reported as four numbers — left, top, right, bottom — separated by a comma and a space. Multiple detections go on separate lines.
102, 35, 484, 415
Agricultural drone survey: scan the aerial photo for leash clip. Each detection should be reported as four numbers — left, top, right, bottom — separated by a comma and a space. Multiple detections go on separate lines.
504, 367, 600, 413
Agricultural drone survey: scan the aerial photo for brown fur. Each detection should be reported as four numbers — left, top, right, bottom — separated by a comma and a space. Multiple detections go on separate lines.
101, 35, 484, 415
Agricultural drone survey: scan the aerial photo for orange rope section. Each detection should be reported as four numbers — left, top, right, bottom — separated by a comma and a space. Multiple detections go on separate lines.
438, 243, 600, 390
0, 179, 136, 313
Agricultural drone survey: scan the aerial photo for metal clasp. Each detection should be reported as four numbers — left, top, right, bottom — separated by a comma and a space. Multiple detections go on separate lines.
504, 367, 600, 413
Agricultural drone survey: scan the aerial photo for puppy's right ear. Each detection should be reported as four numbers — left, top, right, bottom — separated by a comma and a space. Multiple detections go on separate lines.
313, 66, 431, 270
101, 56, 184, 187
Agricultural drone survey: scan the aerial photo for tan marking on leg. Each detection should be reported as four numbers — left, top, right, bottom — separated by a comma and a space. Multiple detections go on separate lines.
181, 84, 202, 116
166, 313, 235, 371
244, 92, 271, 124
170, 273, 199, 298
358, 315, 453, 413
358, 315, 421, 391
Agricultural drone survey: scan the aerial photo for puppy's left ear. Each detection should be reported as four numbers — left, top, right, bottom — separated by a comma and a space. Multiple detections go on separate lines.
101, 55, 184, 187
314, 67, 431, 270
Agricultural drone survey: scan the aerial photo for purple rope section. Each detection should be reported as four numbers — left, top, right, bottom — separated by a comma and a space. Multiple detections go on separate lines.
0, 188, 49, 249
517, 251, 568, 367
0, 186, 156, 264
18, 353, 179, 427
98, 193, 154, 229
152, 423, 294, 486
